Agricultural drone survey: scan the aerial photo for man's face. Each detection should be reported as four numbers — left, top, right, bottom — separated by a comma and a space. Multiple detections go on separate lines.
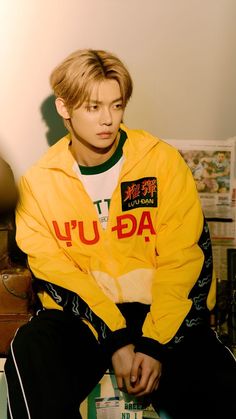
69, 79, 124, 154
217, 153, 225, 162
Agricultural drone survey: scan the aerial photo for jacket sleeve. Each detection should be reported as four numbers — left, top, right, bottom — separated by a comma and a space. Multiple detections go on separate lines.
16, 175, 131, 351
135, 148, 215, 360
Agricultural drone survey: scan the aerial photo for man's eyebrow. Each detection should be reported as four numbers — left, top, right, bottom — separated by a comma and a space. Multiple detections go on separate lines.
87, 97, 123, 104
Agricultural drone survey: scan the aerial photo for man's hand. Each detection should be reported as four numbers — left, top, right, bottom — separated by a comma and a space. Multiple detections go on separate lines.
112, 345, 162, 397
111, 344, 136, 393
129, 352, 162, 397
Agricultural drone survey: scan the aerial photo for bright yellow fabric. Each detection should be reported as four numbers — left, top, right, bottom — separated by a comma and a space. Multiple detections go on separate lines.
16, 125, 216, 344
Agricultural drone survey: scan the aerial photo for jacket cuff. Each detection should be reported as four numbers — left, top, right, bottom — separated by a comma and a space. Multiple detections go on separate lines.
102, 327, 133, 356
134, 336, 165, 362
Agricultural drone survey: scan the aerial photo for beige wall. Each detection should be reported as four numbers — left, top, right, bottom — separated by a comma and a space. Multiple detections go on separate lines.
1, 0, 236, 177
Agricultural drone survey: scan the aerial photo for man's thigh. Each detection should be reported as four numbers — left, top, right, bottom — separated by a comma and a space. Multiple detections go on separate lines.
5, 309, 109, 419
151, 330, 236, 419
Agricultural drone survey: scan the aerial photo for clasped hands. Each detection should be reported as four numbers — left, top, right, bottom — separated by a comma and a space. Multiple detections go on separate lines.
111, 344, 162, 397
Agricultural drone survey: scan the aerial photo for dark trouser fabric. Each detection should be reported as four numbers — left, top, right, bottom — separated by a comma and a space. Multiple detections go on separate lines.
4, 308, 236, 419
5, 310, 109, 419
154, 327, 236, 419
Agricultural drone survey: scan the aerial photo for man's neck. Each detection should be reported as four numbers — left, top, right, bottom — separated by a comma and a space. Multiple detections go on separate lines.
69, 133, 120, 167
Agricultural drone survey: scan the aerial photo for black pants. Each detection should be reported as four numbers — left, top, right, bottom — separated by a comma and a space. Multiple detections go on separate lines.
5, 310, 109, 419
154, 327, 236, 419
4, 309, 236, 419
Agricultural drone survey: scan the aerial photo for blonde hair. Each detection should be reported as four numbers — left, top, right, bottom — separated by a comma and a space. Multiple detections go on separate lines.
50, 49, 133, 111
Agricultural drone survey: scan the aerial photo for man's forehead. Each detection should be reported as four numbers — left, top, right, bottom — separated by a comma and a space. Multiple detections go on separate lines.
88, 79, 122, 101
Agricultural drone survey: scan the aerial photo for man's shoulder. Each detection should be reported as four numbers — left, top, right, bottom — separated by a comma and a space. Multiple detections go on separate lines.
122, 124, 180, 157
23, 135, 71, 178
38, 135, 70, 166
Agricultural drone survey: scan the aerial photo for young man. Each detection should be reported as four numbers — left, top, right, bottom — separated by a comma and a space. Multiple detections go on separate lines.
5, 49, 236, 419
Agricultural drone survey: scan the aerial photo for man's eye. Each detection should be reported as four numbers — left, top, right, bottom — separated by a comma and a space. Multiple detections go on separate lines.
87, 105, 98, 111
114, 103, 123, 109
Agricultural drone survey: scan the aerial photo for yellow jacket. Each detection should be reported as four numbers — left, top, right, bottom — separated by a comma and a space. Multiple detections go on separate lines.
16, 125, 216, 357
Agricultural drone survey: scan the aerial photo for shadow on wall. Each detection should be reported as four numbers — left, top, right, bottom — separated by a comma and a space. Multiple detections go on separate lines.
40, 95, 68, 146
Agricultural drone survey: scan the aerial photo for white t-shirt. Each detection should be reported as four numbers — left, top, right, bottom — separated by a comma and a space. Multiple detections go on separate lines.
73, 130, 127, 229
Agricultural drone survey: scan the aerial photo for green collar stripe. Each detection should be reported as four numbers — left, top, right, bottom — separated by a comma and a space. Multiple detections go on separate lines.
79, 129, 127, 175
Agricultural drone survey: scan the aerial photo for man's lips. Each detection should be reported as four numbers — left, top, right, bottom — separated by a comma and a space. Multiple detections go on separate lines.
97, 132, 113, 138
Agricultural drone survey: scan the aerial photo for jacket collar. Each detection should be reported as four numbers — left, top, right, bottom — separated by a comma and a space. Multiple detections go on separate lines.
37, 125, 159, 174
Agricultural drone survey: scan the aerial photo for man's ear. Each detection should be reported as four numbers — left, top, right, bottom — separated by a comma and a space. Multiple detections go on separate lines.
55, 98, 70, 119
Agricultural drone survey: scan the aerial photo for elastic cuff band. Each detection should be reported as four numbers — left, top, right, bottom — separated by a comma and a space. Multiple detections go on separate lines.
135, 336, 165, 362
102, 328, 133, 356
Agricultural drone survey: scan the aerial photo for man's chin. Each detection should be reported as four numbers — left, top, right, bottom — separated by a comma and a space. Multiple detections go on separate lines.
92, 137, 117, 154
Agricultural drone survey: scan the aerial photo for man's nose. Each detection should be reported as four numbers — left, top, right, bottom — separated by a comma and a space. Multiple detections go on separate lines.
99, 107, 112, 125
